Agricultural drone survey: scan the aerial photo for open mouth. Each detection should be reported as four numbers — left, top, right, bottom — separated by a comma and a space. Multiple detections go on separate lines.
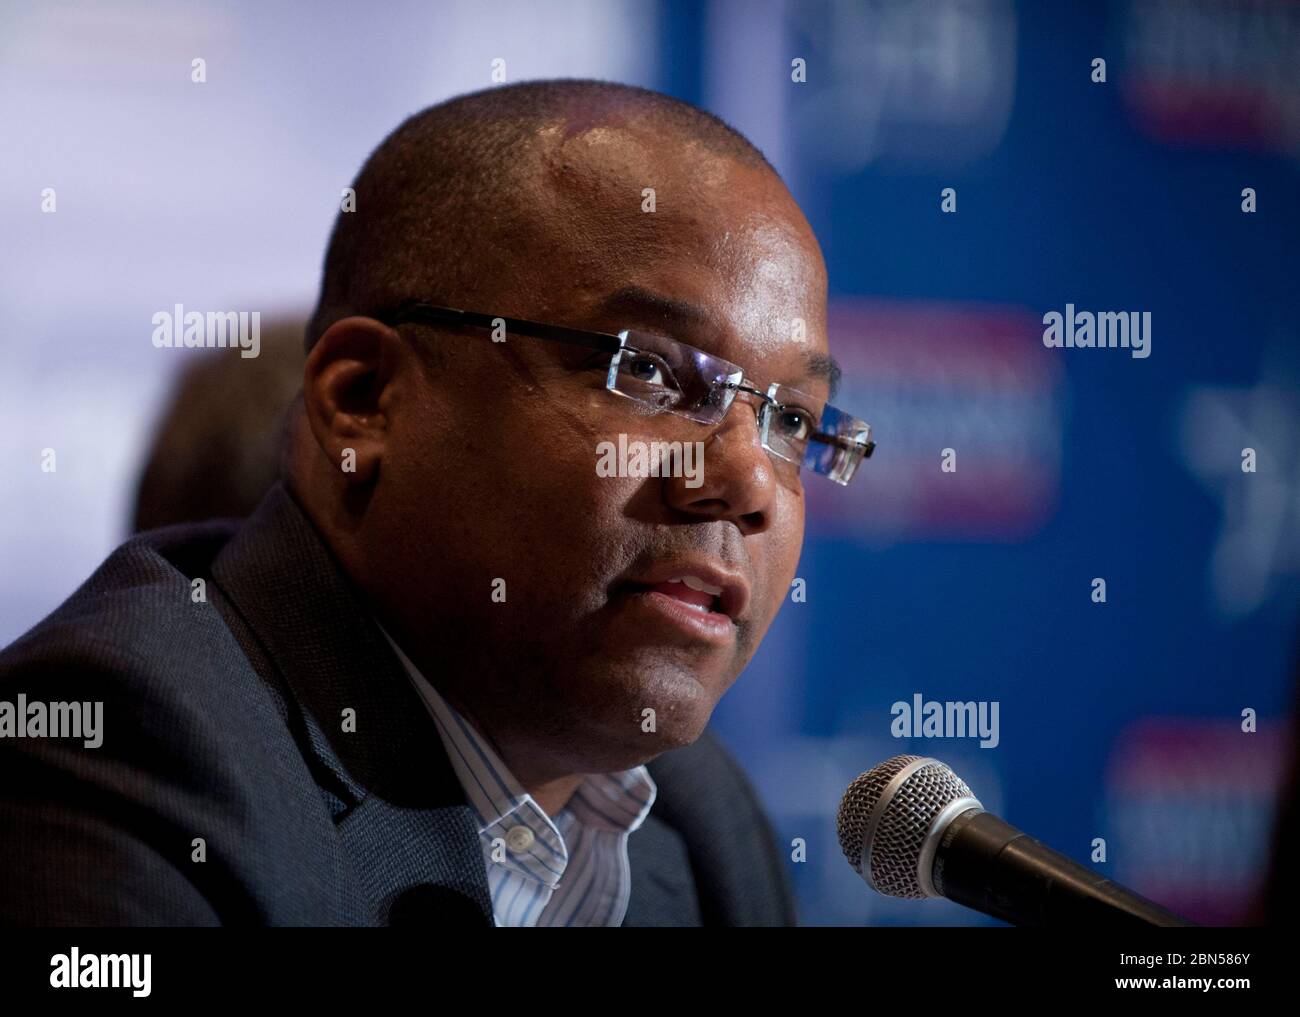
617, 576, 736, 644
634, 575, 725, 615
611, 561, 749, 641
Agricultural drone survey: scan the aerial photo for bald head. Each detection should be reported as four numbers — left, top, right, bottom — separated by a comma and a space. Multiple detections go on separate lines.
307, 79, 782, 351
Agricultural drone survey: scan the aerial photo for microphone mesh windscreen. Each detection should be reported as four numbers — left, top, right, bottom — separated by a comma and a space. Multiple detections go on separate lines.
837, 755, 975, 898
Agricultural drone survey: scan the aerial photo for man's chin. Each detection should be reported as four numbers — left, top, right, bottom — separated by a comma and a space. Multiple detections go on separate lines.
579, 716, 711, 773
575, 657, 728, 760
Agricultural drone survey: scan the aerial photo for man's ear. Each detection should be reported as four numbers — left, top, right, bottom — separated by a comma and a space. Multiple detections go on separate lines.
301, 315, 401, 485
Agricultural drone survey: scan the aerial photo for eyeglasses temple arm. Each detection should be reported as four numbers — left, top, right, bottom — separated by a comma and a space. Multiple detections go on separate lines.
811, 430, 876, 459
376, 303, 624, 354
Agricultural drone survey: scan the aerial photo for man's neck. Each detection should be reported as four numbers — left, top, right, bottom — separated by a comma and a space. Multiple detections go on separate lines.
410, 655, 587, 817
450, 695, 586, 817
524, 774, 586, 818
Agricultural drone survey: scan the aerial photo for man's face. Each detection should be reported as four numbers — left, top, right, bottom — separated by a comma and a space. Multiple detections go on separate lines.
369, 115, 829, 775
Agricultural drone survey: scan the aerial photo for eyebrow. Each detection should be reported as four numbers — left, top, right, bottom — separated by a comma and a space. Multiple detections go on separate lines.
595, 286, 718, 331
804, 351, 842, 402
595, 285, 843, 401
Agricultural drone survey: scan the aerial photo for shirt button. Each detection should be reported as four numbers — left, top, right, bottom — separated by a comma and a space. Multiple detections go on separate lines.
505, 825, 535, 853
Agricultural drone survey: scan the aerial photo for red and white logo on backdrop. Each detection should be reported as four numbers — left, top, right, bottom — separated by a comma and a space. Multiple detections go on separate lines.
807, 298, 1064, 541
1105, 717, 1288, 926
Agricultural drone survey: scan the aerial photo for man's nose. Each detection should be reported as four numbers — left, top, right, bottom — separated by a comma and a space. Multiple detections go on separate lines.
661, 396, 778, 535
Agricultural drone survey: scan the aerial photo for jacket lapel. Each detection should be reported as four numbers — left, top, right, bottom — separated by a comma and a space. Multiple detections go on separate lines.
623, 812, 703, 926
210, 482, 493, 926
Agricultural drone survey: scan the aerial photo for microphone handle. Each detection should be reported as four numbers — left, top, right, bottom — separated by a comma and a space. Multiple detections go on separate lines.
931, 808, 1198, 927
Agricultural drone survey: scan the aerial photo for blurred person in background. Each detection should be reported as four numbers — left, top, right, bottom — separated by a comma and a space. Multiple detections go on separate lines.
131, 317, 306, 533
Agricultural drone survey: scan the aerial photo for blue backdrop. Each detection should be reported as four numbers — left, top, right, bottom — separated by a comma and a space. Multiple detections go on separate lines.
676, 0, 1300, 926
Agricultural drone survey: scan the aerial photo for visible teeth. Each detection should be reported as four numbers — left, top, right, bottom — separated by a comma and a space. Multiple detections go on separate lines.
668, 575, 724, 597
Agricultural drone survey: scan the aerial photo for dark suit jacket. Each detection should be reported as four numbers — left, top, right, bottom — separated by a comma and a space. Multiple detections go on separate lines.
0, 483, 795, 926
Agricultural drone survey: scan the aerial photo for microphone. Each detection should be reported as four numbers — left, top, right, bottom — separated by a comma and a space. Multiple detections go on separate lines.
836, 754, 1197, 927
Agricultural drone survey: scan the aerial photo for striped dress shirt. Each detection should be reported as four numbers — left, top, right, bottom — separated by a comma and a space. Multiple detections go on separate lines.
381, 629, 658, 927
